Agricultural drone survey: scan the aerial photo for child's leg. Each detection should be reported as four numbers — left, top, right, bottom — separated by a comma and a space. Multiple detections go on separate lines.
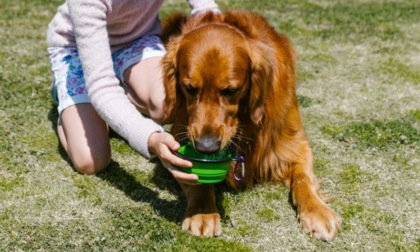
58, 104, 111, 174
123, 56, 165, 123
49, 47, 111, 174
112, 35, 167, 123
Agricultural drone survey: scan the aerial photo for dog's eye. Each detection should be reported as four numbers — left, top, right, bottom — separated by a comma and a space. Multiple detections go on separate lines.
184, 84, 198, 97
220, 88, 239, 97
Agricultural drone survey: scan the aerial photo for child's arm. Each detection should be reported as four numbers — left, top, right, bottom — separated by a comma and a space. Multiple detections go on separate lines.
67, 0, 164, 158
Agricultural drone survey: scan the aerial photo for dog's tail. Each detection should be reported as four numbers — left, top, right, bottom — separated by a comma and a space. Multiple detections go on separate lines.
160, 13, 188, 45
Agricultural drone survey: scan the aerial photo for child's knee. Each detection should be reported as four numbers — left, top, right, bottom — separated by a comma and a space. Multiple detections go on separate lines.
72, 149, 111, 175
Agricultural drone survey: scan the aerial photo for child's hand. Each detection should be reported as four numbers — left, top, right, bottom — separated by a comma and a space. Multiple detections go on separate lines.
148, 131, 198, 185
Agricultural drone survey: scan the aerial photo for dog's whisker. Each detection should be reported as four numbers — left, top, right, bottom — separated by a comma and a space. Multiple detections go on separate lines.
173, 131, 188, 136
229, 140, 245, 153
167, 123, 188, 128
232, 134, 254, 143
233, 135, 254, 142
173, 132, 189, 140
234, 128, 254, 142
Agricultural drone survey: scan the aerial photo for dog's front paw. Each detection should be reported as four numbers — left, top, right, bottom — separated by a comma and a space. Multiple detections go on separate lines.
299, 203, 341, 241
182, 213, 222, 237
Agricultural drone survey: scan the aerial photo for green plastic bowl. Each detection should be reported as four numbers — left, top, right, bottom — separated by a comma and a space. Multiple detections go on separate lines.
174, 141, 238, 184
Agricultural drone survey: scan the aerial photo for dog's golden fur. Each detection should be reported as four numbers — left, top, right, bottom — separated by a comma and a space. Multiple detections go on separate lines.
161, 10, 340, 241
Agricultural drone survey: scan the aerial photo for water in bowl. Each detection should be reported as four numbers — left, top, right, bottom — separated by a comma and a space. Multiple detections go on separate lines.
177, 142, 233, 161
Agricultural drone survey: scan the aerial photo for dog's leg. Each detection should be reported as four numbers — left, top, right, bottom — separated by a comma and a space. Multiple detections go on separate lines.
180, 183, 222, 237
290, 160, 341, 241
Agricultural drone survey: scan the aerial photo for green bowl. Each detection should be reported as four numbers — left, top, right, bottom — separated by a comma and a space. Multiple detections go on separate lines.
174, 141, 238, 184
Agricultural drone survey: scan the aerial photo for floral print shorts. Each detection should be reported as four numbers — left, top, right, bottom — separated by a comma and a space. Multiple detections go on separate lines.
48, 35, 166, 114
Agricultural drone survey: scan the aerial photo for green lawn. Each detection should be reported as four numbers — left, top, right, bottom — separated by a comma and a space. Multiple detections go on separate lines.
1, 0, 419, 251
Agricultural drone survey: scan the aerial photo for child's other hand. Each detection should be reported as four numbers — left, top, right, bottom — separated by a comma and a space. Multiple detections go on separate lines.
148, 131, 198, 185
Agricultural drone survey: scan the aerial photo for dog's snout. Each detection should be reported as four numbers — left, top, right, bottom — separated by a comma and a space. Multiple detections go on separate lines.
194, 136, 221, 154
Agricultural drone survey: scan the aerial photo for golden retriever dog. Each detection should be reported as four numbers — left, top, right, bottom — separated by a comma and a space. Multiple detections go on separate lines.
161, 10, 340, 241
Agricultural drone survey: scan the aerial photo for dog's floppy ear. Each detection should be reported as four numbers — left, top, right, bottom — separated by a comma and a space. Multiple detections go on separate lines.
247, 40, 274, 125
160, 13, 188, 45
161, 14, 189, 123
247, 36, 297, 125
161, 36, 182, 122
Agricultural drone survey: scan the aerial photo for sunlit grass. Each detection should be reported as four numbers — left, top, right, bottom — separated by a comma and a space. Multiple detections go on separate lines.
1, 0, 419, 251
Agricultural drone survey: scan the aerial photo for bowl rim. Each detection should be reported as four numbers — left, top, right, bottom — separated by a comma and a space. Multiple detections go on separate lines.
174, 140, 238, 164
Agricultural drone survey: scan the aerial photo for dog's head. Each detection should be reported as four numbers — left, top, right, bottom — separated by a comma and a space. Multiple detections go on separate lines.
162, 14, 274, 153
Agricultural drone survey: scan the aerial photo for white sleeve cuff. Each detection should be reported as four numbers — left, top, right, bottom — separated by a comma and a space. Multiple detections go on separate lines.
188, 0, 220, 15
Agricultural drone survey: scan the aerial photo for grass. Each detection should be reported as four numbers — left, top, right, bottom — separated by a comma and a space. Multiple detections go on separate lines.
1, 0, 419, 251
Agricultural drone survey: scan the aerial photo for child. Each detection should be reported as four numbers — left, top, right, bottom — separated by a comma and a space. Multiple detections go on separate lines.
47, 0, 220, 185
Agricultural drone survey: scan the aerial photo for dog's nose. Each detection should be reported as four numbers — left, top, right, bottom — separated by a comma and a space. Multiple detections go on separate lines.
194, 136, 221, 153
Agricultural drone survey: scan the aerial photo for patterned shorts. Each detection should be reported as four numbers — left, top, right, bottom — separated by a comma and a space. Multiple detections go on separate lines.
48, 35, 166, 114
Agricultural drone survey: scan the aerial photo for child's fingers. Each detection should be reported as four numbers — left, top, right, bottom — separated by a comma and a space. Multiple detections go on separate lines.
157, 134, 192, 168
160, 132, 180, 151
162, 161, 198, 185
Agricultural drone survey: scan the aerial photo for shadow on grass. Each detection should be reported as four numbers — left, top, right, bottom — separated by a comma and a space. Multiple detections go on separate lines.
48, 107, 73, 167
48, 106, 229, 225
96, 158, 231, 225
97, 160, 187, 223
